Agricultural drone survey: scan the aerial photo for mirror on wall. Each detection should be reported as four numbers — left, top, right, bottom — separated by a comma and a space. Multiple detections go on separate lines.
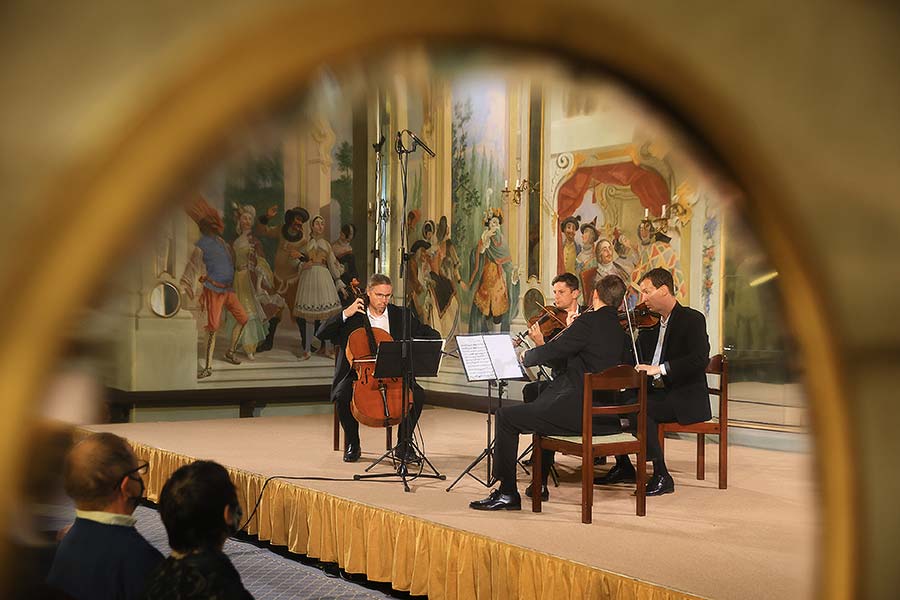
149, 281, 181, 318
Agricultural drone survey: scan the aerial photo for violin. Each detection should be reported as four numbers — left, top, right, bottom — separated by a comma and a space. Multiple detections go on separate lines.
512, 304, 569, 347
344, 279, 407, 428
617, 302, 660, 331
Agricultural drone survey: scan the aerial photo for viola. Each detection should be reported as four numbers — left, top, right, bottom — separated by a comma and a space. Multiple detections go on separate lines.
344, 279, 407, 428
617, 302, 660, 331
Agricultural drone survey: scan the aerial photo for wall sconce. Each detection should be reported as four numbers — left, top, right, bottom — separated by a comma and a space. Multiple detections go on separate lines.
640, 202, 687, 235
502, 178, 539, 205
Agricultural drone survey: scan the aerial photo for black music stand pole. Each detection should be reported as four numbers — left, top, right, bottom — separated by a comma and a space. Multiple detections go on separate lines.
353, 340, 445, 484
446, 378, 507, 491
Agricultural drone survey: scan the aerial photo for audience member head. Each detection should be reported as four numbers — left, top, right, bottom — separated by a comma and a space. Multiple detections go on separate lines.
64, 432, 146, 514
159, 461, 241, 554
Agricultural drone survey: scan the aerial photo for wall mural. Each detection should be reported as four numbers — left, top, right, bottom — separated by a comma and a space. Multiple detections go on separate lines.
554, 153, 690, 305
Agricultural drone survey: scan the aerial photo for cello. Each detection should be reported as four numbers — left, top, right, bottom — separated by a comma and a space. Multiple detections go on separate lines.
344, 279, 407, 428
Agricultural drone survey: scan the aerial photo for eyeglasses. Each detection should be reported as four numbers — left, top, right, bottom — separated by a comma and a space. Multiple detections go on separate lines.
116, 461, 149, 488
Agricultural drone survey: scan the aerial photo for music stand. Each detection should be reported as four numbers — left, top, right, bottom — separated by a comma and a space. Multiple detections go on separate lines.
446, 334, 526, 492
354, 339, 446, 485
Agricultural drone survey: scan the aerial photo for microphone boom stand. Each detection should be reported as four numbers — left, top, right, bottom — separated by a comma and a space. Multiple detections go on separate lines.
354, 130, 445, 491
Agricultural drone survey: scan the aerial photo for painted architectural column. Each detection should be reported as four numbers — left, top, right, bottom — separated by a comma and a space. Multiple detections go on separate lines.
304, 115, 335, 217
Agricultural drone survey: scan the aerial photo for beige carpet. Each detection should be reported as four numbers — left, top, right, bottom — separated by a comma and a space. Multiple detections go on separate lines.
87, 406, 817, 600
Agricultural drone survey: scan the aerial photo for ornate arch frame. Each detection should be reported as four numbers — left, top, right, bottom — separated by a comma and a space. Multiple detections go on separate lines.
0, 2, 853, 597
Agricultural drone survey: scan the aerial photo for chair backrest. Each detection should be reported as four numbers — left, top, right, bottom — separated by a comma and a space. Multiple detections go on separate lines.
583, 365, 648, 438
706, 353, 728, 419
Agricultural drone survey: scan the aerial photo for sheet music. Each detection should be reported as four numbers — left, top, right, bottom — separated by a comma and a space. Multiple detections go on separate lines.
482, 335, 525, 380
456, 334, 524, 382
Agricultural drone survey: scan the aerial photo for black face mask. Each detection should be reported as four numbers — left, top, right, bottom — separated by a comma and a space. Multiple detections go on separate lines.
126, 476, 145, 510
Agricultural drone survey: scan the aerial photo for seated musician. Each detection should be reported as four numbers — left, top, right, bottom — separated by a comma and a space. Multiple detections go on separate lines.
521, 272, 583, 404
316, 273, 440, 463
595, 267, 711, 496
469, 275, 631, 511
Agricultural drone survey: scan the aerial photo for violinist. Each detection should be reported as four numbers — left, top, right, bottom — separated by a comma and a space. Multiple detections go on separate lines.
470, 275, 631, 511
521, 272, 583, 405
316, 274, 440, 463
595, 267, 710, 496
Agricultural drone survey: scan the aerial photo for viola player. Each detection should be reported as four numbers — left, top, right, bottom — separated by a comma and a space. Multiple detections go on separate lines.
595, 267, 710, 496
316, 273, 440, 463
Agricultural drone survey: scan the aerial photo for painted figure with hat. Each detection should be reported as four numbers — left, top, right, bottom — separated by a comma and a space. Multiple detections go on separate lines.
181, 195, 249, 378
466, 207, 519, 332
559, 215, 582, 274
255, 204, 311, 358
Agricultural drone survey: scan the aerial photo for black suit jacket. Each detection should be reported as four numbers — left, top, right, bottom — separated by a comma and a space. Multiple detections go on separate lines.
316, 304, 440, 402
521, 305, 631, 432
637, 302, 711, 424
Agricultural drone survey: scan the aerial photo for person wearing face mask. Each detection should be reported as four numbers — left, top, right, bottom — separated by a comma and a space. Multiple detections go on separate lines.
47, 433, 162, 600
142, 460, 252, 600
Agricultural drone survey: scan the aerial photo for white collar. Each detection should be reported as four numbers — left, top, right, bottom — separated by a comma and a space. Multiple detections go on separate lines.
76, 509, 136, 527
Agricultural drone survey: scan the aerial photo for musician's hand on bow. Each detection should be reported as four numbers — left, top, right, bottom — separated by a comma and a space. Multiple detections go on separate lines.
635, 364, 661, 376
527, 322, 545, 346
343, 297, 365, 319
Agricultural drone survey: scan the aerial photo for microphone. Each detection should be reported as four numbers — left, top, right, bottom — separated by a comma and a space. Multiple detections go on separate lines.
404, 129, 436, 157
372, 134, 385, 152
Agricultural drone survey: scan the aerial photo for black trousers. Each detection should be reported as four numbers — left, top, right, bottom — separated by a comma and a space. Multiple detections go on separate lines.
490, 403, 579, 493
335, 383, 425, 448
646, 390, 678, 461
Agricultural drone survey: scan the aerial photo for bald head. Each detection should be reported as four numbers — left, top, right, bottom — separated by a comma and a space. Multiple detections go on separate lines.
64, 432, 137, 510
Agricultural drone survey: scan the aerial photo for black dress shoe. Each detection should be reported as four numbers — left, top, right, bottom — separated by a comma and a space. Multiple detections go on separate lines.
469, 489, 522, 511
343, 443, 361, 463
593, 463, 637, 485
645, 473, 675, 496
525, 483, 550, 501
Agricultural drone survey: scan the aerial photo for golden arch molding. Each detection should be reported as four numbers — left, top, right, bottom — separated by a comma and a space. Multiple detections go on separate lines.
0, 1, 857, 597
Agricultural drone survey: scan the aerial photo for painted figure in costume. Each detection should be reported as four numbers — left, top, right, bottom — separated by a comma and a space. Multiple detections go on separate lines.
559, 216, 581, 275
594, 238, 632, 284
181, 196, 248, 379
467, 209, 519, 332
226, 204, 286, 359
575, 220, 598, 286
628, 220, 686, 302
408, 239, 433, 324
407, 220, 436, 324
293, 215, 346, 358
426, 216, 463, 341
332, 223, 358, 290
255, 205, 310, 356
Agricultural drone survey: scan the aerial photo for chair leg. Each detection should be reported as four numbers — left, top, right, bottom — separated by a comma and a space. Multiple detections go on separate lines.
636, 450, 646, 517
719, 425, 728, 490
532, 435, 542, 513
697, 433, 706, 480
333, 404, 341, 451
582, 451, 593, 524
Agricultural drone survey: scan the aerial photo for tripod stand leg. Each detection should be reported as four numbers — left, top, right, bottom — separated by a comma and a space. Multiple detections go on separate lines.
446, 445, 492, 491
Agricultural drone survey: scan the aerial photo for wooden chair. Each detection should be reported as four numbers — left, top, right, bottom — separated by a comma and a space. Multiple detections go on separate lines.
658, 354, 728, 489
532, 365, 648, 523
332, 404, 393, 451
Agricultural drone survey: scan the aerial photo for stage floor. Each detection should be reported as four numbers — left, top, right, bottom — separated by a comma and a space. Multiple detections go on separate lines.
87, 406, 817, 599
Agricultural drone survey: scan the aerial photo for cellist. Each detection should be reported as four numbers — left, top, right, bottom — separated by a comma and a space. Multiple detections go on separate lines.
316, 273, 440, 463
